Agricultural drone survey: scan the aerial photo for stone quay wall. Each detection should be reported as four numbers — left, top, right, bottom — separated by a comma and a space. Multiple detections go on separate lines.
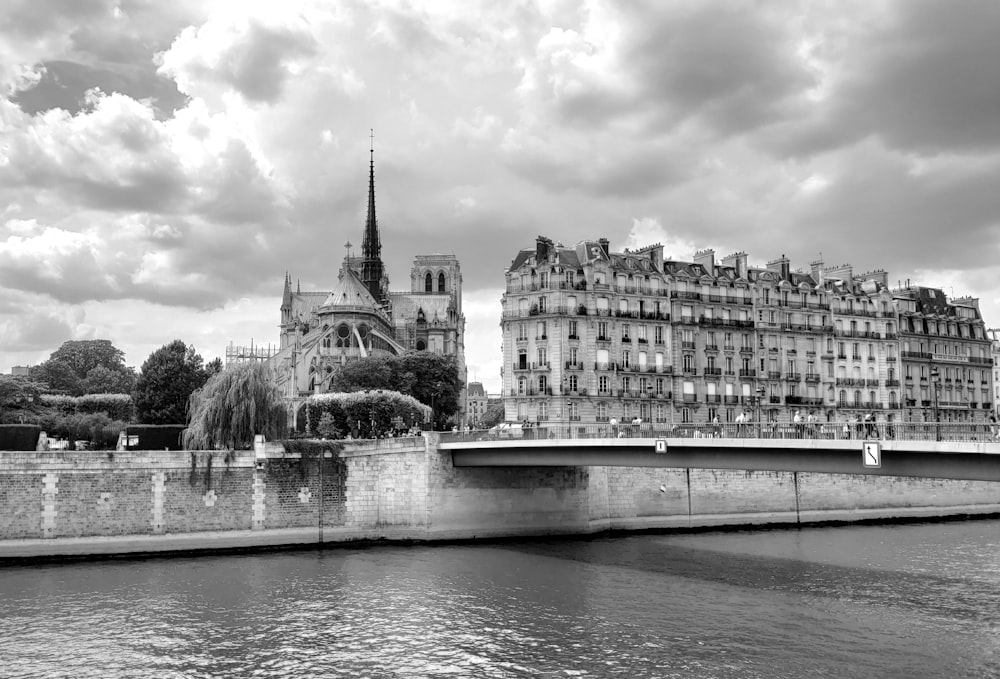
1, 435, 998, 559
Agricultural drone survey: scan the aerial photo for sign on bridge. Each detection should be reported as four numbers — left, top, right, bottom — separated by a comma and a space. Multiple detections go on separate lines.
862, 441, 881, 468
654, 440, 668, 454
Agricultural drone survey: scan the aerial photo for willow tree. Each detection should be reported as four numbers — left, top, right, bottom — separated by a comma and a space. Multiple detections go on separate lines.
183, 362, 287, 450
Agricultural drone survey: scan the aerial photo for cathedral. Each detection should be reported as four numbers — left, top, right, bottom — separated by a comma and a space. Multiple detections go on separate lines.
268, 145, 467, 428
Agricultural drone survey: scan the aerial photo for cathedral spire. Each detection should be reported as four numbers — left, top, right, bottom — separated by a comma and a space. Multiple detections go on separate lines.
361, 129, 384, 303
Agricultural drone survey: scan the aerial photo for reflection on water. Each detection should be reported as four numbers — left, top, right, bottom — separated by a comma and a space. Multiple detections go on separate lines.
1, 520, 998, 678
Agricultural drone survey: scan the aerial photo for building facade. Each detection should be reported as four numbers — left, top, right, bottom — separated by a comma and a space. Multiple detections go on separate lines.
261, 149, 466, 427
500, 236, 993, 428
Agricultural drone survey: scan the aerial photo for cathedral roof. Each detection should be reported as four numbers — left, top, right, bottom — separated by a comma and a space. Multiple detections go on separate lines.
321, 262, 382, 310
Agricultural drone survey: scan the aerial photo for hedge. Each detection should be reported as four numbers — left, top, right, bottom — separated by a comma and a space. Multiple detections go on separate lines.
122, 424, 187, 451
304, 390, 430, 439
39, 393, 134, 421
0, 424, 42, 451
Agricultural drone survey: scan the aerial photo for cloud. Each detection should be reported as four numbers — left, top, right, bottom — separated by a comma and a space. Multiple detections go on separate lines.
156, 8, 319, 104
774, 1, 1000, 157
0, 307, 77, 352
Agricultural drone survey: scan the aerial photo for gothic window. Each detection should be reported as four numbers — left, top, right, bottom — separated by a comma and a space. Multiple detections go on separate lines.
336, 324, 351, 348
425, 272, 433, 292
438, 272, 446, 292
416, 339, 426, 351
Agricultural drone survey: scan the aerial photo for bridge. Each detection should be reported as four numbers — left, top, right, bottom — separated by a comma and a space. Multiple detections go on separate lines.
439, 422, 1000, 482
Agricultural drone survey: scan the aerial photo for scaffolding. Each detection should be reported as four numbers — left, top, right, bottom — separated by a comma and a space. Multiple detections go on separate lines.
225, 341, 278, 366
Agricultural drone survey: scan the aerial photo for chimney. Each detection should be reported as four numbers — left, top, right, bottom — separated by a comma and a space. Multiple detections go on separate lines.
810, 259, 823, 284
766, 254, 791, 281
598, 238, 610, 258
720, 251, 748, 279
693, 249, 716, 276
535, 236, 552, 262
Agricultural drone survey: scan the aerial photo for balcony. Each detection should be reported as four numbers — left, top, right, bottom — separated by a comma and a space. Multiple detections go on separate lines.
705, 344, 719, 351
564, 361, 584, 370
621, 336, 632, 343
786, 372, 801, 381
704, 367, 722, 376
767, 371, 782, 380
739, 369, 756, 378
724, 395, 741, 404
530, 361, 550, 370
805, 373, 821, 383
705, 395, 722, 404
682, 393, 698, 403
902, 351, 932, 360
682, 341, 696, 350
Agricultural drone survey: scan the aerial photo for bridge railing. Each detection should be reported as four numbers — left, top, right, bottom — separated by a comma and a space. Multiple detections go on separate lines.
441, 421, 1000, 444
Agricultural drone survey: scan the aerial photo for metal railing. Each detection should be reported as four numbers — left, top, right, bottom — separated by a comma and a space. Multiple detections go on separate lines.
440, 421, 1000, 444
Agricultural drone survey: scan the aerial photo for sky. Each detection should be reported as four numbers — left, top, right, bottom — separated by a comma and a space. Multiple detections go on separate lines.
2, 0, 999, 394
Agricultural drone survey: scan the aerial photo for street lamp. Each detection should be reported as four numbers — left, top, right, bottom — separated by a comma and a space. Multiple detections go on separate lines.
930, 366, 940, 441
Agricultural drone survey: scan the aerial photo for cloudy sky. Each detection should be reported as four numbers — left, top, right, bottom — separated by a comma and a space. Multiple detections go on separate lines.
2, 0, 999, 392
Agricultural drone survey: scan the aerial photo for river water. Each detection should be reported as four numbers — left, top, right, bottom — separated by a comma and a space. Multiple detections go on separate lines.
1, 520, 998, 678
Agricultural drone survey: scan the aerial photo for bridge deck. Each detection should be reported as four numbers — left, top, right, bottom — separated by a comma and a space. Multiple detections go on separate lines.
441, 437, 1000, 482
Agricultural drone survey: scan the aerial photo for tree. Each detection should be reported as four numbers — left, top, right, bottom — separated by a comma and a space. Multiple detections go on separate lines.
82, 365, 137, 395
183, 362, 288, 450
328, 351, 462, 429
49, 340, 126, 377
30, 359, 83, 395
204, 357, 223, 376
134, 340, 210, 424
480, 402, 505, 429
31, 340, 134, 396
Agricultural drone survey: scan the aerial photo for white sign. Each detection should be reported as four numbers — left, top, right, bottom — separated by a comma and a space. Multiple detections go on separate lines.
654, 439, 668, 454
862, 441, 881, 468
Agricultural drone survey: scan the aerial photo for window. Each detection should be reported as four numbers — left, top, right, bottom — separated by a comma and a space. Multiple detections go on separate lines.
596, 402, 607, 420
537, 348, 547, 366
598, 321, 609, 339
599, 376, 610, 393
568, 401, 579, 420
517, 323, 527, 341
568, 320, 578, 337
683, 355, 694, 372
517, 377, 526, 395
569, 374, 578, 392
538, 402, 547, 420
655, 326, 664, 344
622, 350, 631, 368
569, 347, 578, 365
622, 323, 631, 340
539, 375, 548, 393
425, 272, 433, 292
536, 321, 547, 339
438, 272, 446, 292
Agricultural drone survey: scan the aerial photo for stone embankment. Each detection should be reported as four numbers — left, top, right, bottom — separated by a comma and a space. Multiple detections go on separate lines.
1, 434, 998, 560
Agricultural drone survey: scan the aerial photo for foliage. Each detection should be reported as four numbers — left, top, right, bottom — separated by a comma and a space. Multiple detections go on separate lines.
205, 357, 224, 376
30, 340, 134, 396
39, 394, 79, 414
35, 412, 126, 450
50, 340, 126, 377
279, 438, 345, 457
134, 340, 210, 424
30, 359, 83, 395
316, 412, 342, 439
37, 393, 134, 421
304, 389, 429, 439
328, 351, 462, 429
76, 394, 134, 421
82, 365, 136, 395
0, 375, 44, 407
183, 362, 288, 450
480, 402, 505, 429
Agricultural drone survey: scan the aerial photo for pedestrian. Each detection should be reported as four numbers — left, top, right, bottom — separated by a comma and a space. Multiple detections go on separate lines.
793, 410, 803, 438
806, 411, 817, 438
